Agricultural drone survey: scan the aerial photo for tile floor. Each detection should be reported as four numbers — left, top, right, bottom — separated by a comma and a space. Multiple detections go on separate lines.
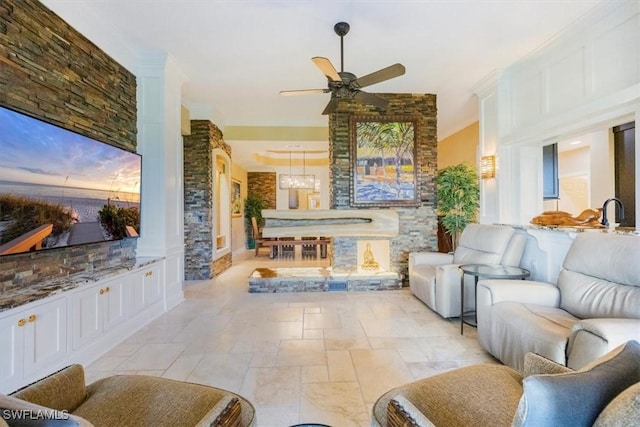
85, 251, 497, 427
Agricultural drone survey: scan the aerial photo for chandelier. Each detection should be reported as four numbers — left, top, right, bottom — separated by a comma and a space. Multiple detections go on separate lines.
279, 151, 315, 189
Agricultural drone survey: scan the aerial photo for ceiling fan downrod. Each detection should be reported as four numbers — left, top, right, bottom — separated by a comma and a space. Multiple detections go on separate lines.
334, 22, 350, 73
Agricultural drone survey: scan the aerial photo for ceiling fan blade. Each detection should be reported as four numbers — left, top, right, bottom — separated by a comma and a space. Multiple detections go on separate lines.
312, 57, 342, 82
280, 89, 330, 96
354, 91, 389, 109
321, 98, 339, 115
353, 63, 405, 89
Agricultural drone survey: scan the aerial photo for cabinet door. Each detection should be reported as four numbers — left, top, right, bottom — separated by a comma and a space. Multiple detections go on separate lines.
72, 285, 102, 350
23, 298, 67, 378
103, 278, 129, 331
134, 265, 162, 311
0, 311, 26, 393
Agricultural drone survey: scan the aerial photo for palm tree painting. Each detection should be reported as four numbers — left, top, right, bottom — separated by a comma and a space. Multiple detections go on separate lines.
351, 117, 417, 206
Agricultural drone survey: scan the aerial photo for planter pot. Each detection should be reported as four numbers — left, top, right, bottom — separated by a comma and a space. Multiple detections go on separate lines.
247, 238, 255, 249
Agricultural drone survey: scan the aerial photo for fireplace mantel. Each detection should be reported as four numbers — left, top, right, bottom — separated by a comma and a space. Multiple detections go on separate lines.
261, 209, 399, 238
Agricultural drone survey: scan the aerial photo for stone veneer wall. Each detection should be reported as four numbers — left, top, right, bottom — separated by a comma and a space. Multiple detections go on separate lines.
183, 120, 232, 280
329, 94, 438, 281
0, 0, 138, 292
246, 172, 276, 237
247, 173, 277, 209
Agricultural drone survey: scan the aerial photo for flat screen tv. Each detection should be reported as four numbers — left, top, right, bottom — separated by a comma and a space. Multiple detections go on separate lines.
0, 106, 141, 256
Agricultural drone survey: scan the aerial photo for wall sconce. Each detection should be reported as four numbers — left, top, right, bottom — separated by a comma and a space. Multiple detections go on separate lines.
480, 155, 496, 179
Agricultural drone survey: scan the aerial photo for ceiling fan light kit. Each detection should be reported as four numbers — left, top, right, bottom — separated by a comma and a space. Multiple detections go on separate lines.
280, 21, 406, 115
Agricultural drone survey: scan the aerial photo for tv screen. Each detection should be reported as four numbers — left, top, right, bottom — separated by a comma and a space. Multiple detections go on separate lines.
0, 106, 141, 256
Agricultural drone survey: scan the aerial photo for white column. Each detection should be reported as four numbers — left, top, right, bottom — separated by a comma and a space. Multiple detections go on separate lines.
474, 71, 501, 224
136, 53, 187, 309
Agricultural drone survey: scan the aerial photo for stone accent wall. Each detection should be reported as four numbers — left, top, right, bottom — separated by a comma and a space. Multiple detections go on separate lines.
211, 253, 232, 277
247, 172, 276, 209
246, 172, 276, 238
0, 0, 137, 292
329, 94, 438, 281
183, 120, 232, 280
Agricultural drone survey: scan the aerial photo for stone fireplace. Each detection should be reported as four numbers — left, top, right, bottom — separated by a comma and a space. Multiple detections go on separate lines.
248, 209, 402, 292
247, 93, 438, 292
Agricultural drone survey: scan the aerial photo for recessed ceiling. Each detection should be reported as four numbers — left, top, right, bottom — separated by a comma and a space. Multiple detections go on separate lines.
42, 0, 604, 170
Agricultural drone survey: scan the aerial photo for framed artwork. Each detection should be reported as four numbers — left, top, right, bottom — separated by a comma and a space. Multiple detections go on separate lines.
231, 179, 242, 217
307, 193, 321, 209
350, 116, 419, 207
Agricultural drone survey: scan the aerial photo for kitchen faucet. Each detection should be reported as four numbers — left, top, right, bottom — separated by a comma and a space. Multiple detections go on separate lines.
601, 198, 625, 227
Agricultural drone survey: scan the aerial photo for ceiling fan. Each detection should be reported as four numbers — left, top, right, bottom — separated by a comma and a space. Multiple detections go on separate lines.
280, 22, 406, 115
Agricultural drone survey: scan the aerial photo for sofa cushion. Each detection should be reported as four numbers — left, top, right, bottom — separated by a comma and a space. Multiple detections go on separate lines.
512, 340, 640, 427
559, 233, 640, 319
73, 374, 253, 427
562, 233, 640, 288
558, 270, 640, 319
593, 382, 640, 427
452, 224, 514, 265
372, 364, 523, 427
0, 393, 94, 426
11, 365, 87, 413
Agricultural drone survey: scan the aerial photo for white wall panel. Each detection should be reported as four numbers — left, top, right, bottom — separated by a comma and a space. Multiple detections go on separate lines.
547, 47, 587, 112
592, 14, 640, 96
511, 70, 544, 129
478, 0, 639, 228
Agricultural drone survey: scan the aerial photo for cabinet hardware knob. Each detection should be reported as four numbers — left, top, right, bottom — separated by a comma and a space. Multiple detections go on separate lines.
105, 287, 111, 293
28, 315, 36, 323
17, 319, 26, 327
145, 271, 153, 277
99, 289, 105, 295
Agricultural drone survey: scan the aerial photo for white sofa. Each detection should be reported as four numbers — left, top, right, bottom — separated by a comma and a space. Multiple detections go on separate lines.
477, 232, 640, 372
408, 224, 526, 318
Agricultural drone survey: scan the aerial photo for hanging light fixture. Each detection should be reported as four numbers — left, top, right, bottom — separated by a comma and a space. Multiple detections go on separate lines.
279, 151, 315, 189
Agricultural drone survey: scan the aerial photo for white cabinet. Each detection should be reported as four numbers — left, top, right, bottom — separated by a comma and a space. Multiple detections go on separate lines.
72, 277, 129, 350
0, 258, 177, 394
0, 297, 67, 393
134, 264, 162, 312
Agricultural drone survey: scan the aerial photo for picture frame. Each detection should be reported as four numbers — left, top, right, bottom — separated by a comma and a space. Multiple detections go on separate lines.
350, 115, 419, 207
307, 193, 321, 209
231, 179, 242, 217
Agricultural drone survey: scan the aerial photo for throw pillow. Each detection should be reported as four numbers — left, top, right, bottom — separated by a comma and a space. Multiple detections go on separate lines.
522, 352, 573, 378
512, 340, 640, 427
593, 382, 640, 427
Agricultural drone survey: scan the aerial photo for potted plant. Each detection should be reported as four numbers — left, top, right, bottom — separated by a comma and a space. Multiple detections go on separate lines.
437, 163, 479, 250
244, 193, 268, 249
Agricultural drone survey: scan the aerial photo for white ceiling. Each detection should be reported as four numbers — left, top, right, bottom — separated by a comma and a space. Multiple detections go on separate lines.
42, 0, 604, 170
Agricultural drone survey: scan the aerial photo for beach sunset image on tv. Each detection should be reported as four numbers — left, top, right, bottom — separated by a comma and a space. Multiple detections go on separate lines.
0, 106, 141, 256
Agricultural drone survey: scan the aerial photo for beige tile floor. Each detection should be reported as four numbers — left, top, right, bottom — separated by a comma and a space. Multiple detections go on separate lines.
86, 251, 497, 427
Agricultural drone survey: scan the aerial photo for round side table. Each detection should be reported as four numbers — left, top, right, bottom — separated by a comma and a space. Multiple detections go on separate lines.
459, 264, 530, 335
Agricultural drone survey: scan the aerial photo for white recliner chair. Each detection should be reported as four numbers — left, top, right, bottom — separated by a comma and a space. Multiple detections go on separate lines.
477, 232, 640, 372
408, 224, 526, 318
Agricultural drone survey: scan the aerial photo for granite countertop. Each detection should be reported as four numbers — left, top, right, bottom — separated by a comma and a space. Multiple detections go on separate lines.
504, 224, 639, 236
0, 257, 163, 313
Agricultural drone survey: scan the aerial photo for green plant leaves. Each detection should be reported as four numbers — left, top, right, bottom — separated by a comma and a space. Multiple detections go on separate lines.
437, 163, 479, 239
